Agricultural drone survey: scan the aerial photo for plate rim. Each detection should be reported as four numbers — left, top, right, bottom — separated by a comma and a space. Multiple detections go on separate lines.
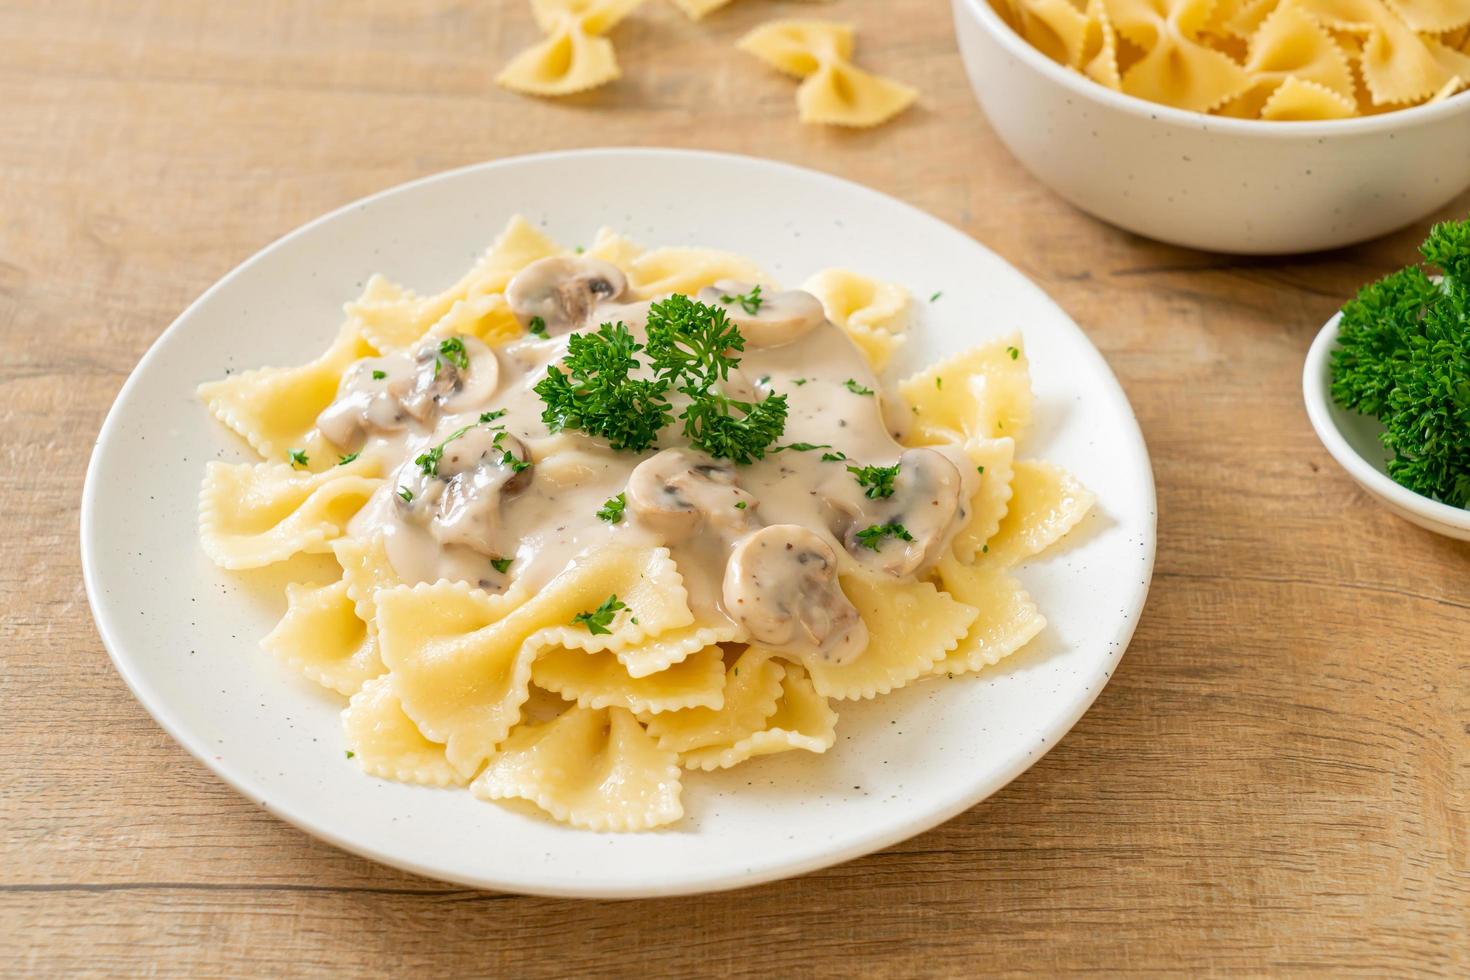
81, 147, 1158, 898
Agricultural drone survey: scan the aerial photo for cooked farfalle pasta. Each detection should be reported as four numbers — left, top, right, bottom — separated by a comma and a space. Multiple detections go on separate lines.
196, 215, 1094, 831
994, 0, 1470, 118
738, 20, 918, 126
497, 0, 647, 96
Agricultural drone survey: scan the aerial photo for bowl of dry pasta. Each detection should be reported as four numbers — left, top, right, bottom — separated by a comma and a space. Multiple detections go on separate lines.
953, 0, 1470, 254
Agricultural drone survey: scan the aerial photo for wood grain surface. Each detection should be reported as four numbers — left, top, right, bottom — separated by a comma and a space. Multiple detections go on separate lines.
3, 0, 1467, 975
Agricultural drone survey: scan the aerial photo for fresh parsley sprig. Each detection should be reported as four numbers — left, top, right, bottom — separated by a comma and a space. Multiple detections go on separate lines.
534, 322, 674, 453
1331, 219, 1470, 508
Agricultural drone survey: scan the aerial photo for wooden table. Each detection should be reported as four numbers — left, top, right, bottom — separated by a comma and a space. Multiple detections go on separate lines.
4, 0, 1467, 974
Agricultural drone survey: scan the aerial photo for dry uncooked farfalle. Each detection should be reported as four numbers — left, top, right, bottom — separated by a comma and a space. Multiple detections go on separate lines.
737, 19, 918, 127
496, 0, 647, 96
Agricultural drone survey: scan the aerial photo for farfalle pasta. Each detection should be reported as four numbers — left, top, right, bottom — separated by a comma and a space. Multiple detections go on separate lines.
195, 216, 1094, 831
993, 0, 1470, 118
496, 0, 646, 96
738, 20, 918, 127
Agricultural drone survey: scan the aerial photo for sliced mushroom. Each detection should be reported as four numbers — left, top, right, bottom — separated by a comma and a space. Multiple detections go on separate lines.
723, 525, 868, 664
394, 428, 532, 556
319, 337, 498, 451
826, 447, 968, 577
625, 448, 757, 541
316, 357, 413, 451
506, 256, 628, 333
698, 280, 826, 348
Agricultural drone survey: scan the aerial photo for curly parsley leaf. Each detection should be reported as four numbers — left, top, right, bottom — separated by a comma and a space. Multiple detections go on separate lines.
573, 594, 627, 635
645, 294, 744, 390
1330, 218, 1470, 508
534, 321, 673, 453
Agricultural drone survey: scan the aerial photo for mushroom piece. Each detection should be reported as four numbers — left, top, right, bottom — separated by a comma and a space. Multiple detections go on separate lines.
723, 525, 868, 664
625, 448, 757, 542
319, 337, 498, 451
827, 447, 969, 577
316, 358, 413, 451
394, 427, 532, 556
697, 280, 826, 348
506, 256, 628, 333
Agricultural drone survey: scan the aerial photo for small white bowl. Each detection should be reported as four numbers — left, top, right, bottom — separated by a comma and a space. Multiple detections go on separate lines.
951, 0, 1470, 255
1303, 314, 1470, 540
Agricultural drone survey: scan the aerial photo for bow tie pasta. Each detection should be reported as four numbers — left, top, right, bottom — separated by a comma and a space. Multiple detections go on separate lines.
993, 0, 1470, 118
195, 215, 1095, 831
738, 20, 919, 127
497, 0, 647, 96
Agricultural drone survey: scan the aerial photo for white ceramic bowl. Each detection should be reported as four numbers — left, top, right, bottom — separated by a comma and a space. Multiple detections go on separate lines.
1303, 313, 1470, 540
952, 0, 1470, 255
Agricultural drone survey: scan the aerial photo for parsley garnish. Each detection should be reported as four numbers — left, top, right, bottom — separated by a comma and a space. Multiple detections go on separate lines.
338, 452, 360, 466
930, 291, 943, 302
1330, 219, 1470, 507
345, 751, 355, 759
821, 450, 849, 462
490, 557, 512, 574
439, 336, 469, 370
573, 594, 627, 635
854, 521, 914, 551
793, 377, 809, 386
847, 462, 900, 498
500, 450, 530, 473
416, 424, 474, 477
534, 296, 789, 463
397, 486, 414, 502
977, 465, 985, 474
480, 409, 507, 423
734, 500, 747, 509
645, 294, 788, 464
596, 492, 626, 522
371, 369, 387, 380
843, 379, 875, 396
720, 284, 763, 315
935, 377, 943, 389
528, 315, 548, 337
1006, 346, 1020, 360
287, 448, 309, 468
773, 442, 832, 453
534, 321, 673, 452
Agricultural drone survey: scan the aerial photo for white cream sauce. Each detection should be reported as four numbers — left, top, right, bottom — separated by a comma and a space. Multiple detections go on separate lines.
324, 260, 976, 663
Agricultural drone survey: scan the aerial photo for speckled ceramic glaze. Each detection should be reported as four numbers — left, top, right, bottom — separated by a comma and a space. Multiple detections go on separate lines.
81, 149, 1157, 897
952, 0, 1470, 255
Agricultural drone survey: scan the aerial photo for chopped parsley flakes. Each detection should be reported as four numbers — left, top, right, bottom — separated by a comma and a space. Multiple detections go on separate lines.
337, 452, 360, 466
596, 492, 627, 523
720, 284, 763, 315
287, 448, 309, 468
528, 315, 548, 337
490, 557, 513, 574
843, 379, 875, 396
573, 594, 627, 635
847, 462, 900, 499
854, 521, 914, 551
438, 336, 469, 370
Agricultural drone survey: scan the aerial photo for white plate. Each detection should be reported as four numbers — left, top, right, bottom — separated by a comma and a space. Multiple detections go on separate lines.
82, 149, 1156, 898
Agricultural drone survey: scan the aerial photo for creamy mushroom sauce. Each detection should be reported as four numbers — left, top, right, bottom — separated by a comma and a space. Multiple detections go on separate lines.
323, 259, 977, 665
